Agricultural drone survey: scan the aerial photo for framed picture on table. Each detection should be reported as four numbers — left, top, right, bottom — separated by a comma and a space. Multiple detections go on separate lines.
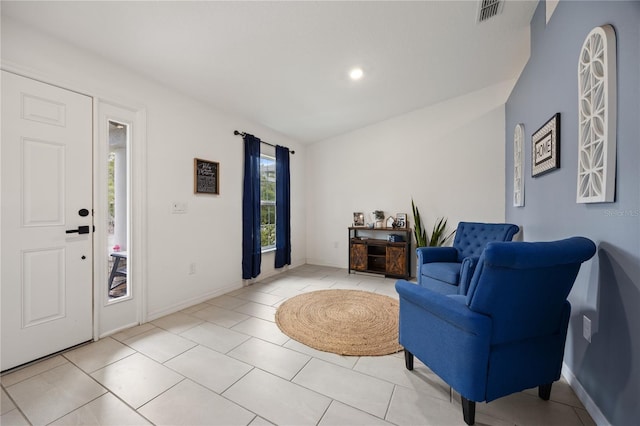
353, 212, 365, 227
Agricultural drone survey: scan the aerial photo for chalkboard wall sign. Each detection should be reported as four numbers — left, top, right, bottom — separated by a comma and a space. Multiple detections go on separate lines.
194, 158, 219, 195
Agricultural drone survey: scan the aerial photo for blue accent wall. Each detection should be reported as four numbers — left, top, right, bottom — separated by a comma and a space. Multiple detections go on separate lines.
505, 1, 640, 424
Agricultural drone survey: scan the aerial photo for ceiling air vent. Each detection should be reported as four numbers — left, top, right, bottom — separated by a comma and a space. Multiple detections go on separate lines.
477, 0, 504, 23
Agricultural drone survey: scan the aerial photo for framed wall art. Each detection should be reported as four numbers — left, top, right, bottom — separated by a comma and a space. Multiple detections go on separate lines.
532, 113, 560, 177
194, 158, 219, 194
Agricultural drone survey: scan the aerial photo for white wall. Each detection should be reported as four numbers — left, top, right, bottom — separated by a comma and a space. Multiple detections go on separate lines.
1, 18, 307, 324
305, 81, 513, 269
2, 15, 512, 320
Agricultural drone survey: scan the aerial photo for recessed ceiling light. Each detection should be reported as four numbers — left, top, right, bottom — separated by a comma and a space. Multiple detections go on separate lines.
349, 67, 364, 80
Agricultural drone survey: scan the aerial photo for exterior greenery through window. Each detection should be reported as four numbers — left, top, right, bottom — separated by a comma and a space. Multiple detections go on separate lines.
260, 154, 276, 250
107, 151, 115, 234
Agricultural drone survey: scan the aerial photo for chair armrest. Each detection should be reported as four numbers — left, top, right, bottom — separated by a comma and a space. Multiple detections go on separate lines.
416, 246, 458, 265
395, 280, 490, 336
458, 256, 480, 295
395, 280, 492, 401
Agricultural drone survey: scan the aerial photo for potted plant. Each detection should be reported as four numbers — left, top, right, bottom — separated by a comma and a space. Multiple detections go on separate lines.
372, 210, 385, 228
411, 199, 455, 247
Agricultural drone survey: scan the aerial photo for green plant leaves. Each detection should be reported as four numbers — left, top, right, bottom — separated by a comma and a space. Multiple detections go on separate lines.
412, 199, 428, 247
411, 199, 455, 247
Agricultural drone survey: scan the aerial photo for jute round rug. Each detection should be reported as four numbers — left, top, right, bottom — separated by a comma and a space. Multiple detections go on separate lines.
275, 289, 402, 356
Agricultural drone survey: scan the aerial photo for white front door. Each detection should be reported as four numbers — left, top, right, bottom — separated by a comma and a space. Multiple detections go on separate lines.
1, 71, 93, 371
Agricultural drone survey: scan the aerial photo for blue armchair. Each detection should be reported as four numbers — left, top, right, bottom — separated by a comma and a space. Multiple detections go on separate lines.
397, 237, 596, 425
416, 221, 519, 295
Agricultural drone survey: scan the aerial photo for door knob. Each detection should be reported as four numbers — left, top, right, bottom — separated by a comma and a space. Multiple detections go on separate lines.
66, 225, 90, 235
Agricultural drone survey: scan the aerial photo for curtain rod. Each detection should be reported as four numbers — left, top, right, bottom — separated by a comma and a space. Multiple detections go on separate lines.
233, 130, 295, 154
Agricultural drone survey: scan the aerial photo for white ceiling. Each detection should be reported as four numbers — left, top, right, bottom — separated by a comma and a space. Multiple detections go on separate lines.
2, 1, 538, 143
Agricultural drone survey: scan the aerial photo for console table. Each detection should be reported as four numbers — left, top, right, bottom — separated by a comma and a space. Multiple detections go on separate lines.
348, 227, 411, 279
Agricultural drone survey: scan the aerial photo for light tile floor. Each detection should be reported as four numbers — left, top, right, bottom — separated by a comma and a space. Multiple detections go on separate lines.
1, 265, 596, 426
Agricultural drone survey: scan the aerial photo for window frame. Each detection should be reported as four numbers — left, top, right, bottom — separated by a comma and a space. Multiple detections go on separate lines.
259, 153, 277, 252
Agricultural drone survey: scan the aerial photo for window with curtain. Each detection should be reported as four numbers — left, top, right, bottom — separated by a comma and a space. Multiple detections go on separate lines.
260, 154, 276, 251
242, 132, 290, 279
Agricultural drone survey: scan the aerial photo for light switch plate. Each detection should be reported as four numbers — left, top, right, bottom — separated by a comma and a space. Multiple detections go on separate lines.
171, 202, 187, 214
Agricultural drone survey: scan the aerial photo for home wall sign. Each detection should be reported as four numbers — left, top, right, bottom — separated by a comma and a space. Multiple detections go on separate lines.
532, 113, 560, 178
577, 24, 617, 203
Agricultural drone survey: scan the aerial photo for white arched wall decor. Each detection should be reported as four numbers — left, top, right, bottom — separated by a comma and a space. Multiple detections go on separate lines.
513, 123, 525, 207
577, 24, 617, 203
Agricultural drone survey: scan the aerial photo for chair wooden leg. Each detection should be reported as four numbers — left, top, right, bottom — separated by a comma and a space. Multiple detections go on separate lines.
461, 396, 476, 425
538, 383, 553, 400
404, 350, 414, 370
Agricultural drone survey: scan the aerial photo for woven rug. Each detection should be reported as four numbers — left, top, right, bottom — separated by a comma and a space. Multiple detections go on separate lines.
275, 289, 402, 356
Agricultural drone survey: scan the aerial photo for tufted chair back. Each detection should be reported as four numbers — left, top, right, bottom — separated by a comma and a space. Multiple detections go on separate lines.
453, 222, 520, 262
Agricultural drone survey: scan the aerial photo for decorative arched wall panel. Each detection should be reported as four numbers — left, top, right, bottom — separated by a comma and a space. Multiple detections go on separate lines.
577, 25, 617, 203
513, 123, 525, 207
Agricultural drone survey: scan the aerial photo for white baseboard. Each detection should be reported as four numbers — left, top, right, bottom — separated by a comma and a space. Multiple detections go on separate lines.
240, 258, 307, 286
145, 260, 308, 321
562, 362, 610, 426
146, 282, 242, 322
305, 258, 344, 269
98, 321, 140, 339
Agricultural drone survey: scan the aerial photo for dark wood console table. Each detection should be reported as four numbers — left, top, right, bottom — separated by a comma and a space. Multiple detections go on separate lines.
348, 227, 411, 279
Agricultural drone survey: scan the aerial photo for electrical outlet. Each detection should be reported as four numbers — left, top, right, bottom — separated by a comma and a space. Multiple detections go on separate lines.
188, 263, 196, 275
583, 315, 592, 343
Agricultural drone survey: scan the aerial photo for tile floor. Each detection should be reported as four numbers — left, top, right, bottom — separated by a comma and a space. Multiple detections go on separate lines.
1, 265, 596, 426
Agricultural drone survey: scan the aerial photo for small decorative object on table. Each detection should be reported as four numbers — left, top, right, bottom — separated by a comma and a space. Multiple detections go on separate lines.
353, 212, 365, 227
386, 216, 396, 228
396, 213, 407, 228
373, 210, 385, 228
